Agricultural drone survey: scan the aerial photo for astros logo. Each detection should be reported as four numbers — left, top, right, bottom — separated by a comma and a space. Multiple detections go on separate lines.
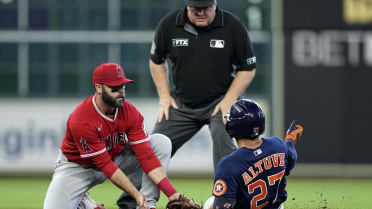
213, 179, 227, 196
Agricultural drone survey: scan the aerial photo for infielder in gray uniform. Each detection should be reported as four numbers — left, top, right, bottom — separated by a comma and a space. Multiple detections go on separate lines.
44, 62, 187, 209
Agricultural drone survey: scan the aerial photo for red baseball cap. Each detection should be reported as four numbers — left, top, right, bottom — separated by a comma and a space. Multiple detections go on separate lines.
93, 62, 134, 86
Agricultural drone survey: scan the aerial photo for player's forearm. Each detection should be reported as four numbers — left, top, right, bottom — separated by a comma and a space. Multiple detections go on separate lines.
285, 140, 298, 170
224, 69, 256, 101
147, 167, 167, 183
148, 167, 178, 198
110, 168, 141, 200
149, 60, 171, 99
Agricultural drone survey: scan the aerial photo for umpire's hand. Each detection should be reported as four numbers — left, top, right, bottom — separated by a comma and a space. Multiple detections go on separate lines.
212, 98, 235, 124
157, 95, 179, 122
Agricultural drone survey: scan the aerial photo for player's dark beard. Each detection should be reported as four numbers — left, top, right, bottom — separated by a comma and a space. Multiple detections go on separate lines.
102, 86, 125, 108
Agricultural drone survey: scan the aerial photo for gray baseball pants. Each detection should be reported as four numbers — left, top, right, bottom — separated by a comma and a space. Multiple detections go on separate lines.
152, 94, 236, 169
43, 134, 171, 209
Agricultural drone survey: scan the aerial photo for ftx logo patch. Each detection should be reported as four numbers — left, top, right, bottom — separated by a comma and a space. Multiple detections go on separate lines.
172, 38, 188, 47
210, 39, 225, 48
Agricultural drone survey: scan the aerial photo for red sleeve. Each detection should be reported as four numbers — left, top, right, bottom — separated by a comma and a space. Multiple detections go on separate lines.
126, 104, 148, 144
92, 152, 119, 178
125, 102, 162, 173
69, 122, 118, 178
131, 141, 162, 174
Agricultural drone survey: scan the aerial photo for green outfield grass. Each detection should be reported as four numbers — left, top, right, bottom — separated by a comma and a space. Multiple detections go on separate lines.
0, 177, 371, 209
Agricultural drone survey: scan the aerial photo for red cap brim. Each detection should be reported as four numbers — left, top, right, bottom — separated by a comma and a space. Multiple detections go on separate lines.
105, 78, 134, 86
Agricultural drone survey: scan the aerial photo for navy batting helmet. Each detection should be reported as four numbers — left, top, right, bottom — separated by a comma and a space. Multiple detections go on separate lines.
225, 99, 265, 139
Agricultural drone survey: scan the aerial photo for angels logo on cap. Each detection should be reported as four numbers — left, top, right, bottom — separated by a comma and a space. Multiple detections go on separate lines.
116, 65, 123, 78
93, 62, 134, 86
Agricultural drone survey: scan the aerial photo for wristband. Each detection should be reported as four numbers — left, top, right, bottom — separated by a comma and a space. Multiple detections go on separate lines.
157, 177, 177, 197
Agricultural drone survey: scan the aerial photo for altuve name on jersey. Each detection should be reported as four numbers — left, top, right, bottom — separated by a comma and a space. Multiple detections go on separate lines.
242, 153, 286, 185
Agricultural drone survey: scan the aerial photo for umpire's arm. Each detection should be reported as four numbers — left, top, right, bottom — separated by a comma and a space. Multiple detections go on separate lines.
150, 60, 179, 122
225, 69, 256, 101
212, 69, 256, 123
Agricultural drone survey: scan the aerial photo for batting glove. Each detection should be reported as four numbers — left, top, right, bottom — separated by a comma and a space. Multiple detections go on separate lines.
285, 124, 303, 144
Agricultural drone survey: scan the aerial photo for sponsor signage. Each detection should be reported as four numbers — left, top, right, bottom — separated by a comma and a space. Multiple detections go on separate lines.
283, 0, 372, 163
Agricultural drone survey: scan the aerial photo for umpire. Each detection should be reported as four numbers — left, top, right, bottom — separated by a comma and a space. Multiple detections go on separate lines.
150, 0, 257, 169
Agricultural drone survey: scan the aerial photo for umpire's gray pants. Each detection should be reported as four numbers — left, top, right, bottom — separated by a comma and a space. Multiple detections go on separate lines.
43, 134, 171, 209
153, 94, 236, 169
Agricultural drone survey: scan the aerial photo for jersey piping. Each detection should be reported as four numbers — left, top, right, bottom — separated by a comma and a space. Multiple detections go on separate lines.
129, 137, 149, 145
92, 96, 118, 122
80, 147, 107, 158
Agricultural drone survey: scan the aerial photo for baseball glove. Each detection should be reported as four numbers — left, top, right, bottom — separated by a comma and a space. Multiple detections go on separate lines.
166, 194, 202, 209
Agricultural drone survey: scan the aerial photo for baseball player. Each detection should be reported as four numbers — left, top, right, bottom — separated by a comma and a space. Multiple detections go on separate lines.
206, 99, 303, 209
43, 62, 185, 209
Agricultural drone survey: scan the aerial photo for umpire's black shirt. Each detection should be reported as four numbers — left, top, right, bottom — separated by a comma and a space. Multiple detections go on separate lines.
151, 7, 256, 108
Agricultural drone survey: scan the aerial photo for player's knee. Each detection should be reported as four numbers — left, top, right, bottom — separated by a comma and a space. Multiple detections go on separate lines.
203, 196, 215, 209
149, 133, 172, 158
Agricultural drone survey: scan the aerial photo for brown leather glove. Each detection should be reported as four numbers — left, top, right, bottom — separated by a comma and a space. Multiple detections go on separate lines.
166, 194, 202, 209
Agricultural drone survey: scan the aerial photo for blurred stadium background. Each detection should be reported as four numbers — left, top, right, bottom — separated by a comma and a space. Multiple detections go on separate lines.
0, 0, 372, 208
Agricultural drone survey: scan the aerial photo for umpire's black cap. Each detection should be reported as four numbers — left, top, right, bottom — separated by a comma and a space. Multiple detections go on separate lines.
187, 0, 215, 7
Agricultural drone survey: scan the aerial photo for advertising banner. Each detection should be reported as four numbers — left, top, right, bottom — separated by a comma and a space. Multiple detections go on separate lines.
283, 0, 372, 163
